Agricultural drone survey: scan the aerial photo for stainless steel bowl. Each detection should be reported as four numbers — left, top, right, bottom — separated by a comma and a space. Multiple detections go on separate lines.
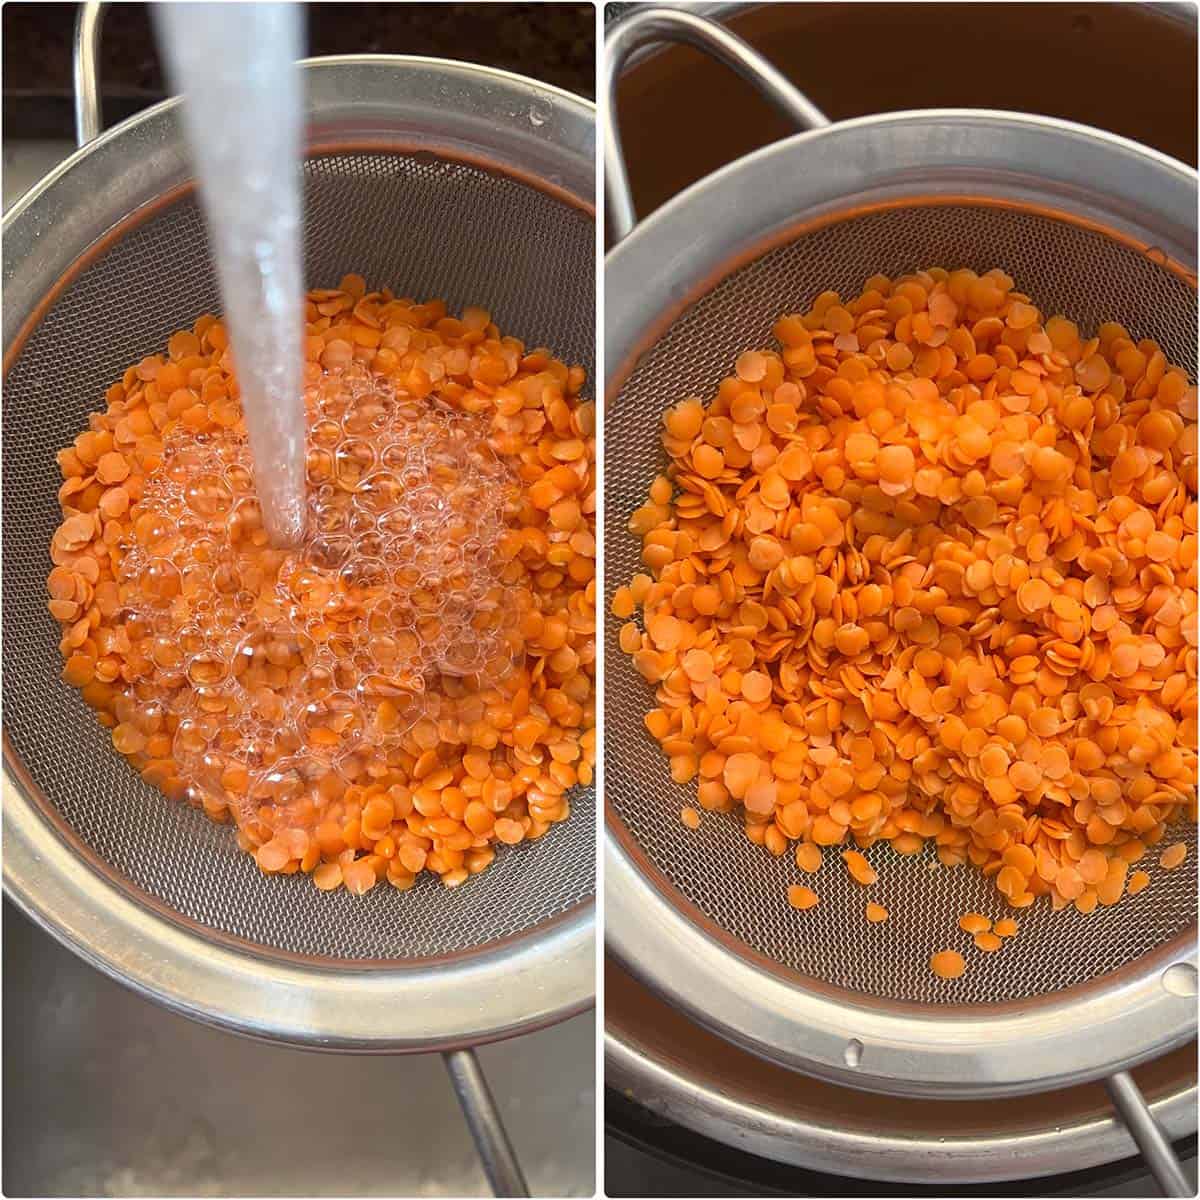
607, 961, 1197, 1185
612, 1, 1199, 230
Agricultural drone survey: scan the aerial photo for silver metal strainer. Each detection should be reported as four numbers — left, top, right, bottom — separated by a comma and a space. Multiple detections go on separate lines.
603, 9, 1196, 1191
3, 22, 595, 1195
5, 144, 595, 967
609, 203, 1197, 1005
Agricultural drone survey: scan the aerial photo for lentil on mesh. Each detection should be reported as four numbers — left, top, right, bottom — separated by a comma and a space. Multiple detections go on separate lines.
50, 276, 596, 894
613, 266, 1197, 974
931, 949, 967, 979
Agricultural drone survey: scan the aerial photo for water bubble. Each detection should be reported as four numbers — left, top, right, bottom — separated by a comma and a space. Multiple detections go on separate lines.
336, 438, 377, 488
311, 418, 341, 447
117, 355, 529, 850
215, 465, 249, 500
141, 558, 182, 603
185, 473, 232, 517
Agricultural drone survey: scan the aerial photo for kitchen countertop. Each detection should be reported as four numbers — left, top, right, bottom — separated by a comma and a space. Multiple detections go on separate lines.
4, 902, 595, 1197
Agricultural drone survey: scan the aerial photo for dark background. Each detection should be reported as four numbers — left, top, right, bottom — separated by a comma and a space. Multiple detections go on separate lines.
3, 1, 595, 140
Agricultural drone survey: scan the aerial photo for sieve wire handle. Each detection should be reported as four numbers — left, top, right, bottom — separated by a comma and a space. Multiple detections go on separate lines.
73, 0, 106, 149
604, 5, 830, 243
443, 1048, 530, 1198
1104, 1071, 1193, 1197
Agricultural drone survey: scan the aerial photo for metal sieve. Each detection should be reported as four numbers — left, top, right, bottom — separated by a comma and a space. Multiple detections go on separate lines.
3, 8, 594, 1195
604, 6, 1196, 1193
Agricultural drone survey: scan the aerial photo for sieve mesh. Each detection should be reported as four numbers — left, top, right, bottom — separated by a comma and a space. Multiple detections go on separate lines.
606, 203, 1198, 1005
3, 150, 595, 962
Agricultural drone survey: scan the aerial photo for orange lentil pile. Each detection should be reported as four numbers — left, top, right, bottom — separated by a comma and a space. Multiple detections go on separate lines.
613, 266, 1197, 936
50, 275, 595, 894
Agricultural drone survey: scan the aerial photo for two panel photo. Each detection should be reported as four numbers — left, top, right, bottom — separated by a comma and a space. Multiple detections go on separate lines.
1, 2, 1196, 1198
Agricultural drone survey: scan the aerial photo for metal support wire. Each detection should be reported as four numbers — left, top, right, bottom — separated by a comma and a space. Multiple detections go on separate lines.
1105, 1071, 1193, 1197
603, 5, 828, 241
444, 1048, 530, 1198
73, 0, 105, 148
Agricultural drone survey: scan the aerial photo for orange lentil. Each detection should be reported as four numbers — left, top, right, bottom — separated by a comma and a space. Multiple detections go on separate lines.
50, 282, 595, 893
993, 917, 1019, 938
1159, 842, 1188, 870
787, 884, 819, 910
842, 849, 878, 886
974, 932, 1003, 953
958, 912, 991, 935
865, 902, 889, 923
795, 842, 822, 874
931, 949, 966, 979
618, 268, 1196, 922
681, 806, 701, 830
693, 444, 725, 479
312, 862, 344, 892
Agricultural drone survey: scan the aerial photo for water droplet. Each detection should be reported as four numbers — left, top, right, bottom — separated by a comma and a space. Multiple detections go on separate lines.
1162, 962, 1198, 997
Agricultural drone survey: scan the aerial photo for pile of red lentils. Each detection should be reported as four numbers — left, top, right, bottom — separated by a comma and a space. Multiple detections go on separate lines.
50, 275, 595, 894
613, 267, 1196, 977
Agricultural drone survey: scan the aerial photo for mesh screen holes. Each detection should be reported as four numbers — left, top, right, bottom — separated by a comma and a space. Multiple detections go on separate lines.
3, 150, 595, 962
605, 203, 1197, 1005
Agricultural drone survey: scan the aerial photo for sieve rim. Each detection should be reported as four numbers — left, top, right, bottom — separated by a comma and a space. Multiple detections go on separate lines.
605, 964, 1199, 1184
1, 53, 594, 232
608, 835, 1197, 1099
5, 54, 595, 348
5, 769, 593, 1051
3, 53, 596, 1049
605, 108, 1196, 397
605, 108, 1198, 1095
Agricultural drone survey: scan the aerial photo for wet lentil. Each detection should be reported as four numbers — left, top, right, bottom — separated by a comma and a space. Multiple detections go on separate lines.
50, 279, 596, 893
615, 267, 1197, 923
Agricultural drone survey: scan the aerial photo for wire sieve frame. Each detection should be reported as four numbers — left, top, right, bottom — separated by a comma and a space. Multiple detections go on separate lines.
604, 108, 1199, 1099
3, 55, 596, 1053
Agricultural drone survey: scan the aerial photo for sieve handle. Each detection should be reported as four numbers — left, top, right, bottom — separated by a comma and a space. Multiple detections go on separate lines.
604, 5, 830, 243
443, 1048, 531, 1198
73, 0, 106, 148
1105, 1071, 1193, 1197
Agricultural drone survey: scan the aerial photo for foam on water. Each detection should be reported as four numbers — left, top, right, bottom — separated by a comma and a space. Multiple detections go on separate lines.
155, 2, 307, 547
117, 361, 526, 827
